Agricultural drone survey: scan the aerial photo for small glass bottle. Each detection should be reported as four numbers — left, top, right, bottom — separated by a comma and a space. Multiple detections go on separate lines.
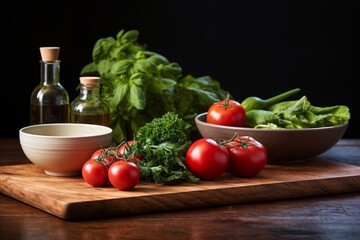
30, 47, 70, 124
70, 76, 110, 126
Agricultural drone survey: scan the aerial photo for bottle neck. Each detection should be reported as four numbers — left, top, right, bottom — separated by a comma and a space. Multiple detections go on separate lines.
79, 84, 101, 100
40, 60, 61, 85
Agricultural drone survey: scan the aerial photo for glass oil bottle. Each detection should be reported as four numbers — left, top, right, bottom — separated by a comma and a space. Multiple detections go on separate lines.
30, 47, 70, 124
70, 76, 110, 126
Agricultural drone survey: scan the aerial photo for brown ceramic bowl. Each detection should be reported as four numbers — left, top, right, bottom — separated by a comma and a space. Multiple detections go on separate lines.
195, 112, 349, 163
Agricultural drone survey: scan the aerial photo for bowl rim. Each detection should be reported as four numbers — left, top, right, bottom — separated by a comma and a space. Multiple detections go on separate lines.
195, 112, 349, 132
19, 123, 113, 138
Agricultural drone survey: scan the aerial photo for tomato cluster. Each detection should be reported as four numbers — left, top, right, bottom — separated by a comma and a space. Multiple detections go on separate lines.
82, 141, 141, 191
186, 99, 267, 180
186, 134, 268, 180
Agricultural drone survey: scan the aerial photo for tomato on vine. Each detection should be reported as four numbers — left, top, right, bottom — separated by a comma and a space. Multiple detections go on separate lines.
82, 158, 110, 187
83, 141, 142, 190
90, 147, 117, 165
108, 160, 141, 191
207, 99, 246, 127
223, 135, 268, 177
117, 140, 144, 164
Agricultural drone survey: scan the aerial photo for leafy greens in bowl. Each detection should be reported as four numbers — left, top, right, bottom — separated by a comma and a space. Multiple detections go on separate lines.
196, 90, 351, 163
195, 112, 349, 163
245, 95, 350, 129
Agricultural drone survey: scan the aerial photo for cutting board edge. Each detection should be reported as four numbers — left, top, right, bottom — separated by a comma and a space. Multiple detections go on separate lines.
61, 174, 360, 220
2, 160, 360, 221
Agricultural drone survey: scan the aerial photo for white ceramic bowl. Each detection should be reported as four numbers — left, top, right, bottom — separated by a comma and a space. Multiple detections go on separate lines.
195, 112, 349, 163
19, 123, 113, 176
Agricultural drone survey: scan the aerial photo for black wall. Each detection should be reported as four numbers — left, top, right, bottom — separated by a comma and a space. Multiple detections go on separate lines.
2, 0, 359, 138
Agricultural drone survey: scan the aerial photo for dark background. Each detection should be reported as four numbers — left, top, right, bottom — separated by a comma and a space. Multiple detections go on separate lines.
2, 0, 359, 138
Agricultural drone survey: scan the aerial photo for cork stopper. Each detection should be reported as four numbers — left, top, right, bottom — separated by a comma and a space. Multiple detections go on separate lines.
40, 47, 60, 61
79, 76, 100, 89
80, 76, 100, 84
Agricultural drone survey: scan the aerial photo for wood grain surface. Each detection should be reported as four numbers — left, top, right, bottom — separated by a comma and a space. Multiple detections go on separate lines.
1, 159, 360, 221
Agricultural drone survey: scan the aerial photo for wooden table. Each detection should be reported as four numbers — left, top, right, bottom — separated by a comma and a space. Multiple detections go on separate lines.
1, 138, 360, 239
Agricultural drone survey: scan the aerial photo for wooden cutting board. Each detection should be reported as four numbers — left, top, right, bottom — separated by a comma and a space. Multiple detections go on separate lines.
1, 159, 360, 221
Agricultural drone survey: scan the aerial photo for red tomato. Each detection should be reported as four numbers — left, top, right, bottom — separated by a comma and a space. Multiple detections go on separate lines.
117, 140, 144, 163
185, 138, 229, 180
207, 99, 246, 127
225, 136, 267, 177
108, 160, 141, 191
82, 159, 109, 187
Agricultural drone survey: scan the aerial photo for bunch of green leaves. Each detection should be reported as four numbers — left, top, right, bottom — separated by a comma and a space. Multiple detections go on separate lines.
246, 96, 350, 129
135, 112, 199, 184
80, 29, 230, 143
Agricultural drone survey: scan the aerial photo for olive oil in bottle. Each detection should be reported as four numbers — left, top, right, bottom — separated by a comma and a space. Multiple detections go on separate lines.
30, 47, 70, 124
70, 76, 110, 126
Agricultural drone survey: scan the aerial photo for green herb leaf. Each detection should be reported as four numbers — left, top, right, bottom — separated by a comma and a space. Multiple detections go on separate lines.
136, 112, 199, 184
